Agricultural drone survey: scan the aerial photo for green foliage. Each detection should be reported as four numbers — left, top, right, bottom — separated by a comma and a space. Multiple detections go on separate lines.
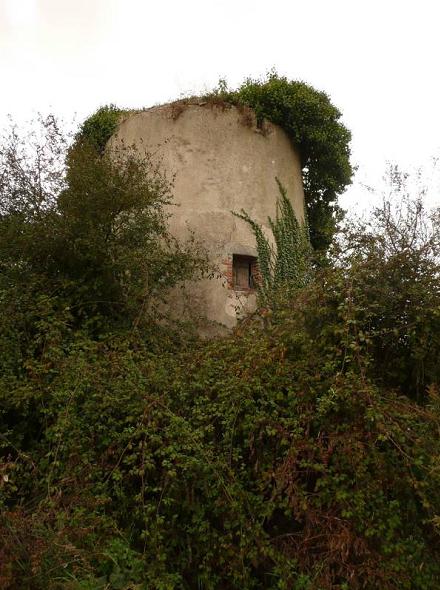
1, 275, 440, 588
1, 119, 439, 589
79, 105, 123, 154
0, 116, 207, 343
234, 179, 312, 305
332, 166, 440, 401
221, 72, 353, 252
0, 151, 440, 590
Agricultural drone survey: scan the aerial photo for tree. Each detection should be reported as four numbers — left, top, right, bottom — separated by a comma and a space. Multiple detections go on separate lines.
330, 165, 440, 401
223, 72, 353, 252
0, 115, 207, 365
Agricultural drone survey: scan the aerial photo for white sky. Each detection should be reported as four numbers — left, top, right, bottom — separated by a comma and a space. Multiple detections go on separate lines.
1, 0, 440, 211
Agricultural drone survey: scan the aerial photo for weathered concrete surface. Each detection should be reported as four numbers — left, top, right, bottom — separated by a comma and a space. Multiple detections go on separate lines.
111, 103, 305, 332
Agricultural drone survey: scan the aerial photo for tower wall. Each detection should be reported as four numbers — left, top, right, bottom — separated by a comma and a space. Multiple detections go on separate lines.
111, 103, 305, 331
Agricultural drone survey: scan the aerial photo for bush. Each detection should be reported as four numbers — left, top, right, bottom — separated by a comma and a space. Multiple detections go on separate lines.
0, 116, 207, 344
78, 105, 122, 154
2, 284, 440, 589
1, 117, 439, 588
332, 167, 440, 401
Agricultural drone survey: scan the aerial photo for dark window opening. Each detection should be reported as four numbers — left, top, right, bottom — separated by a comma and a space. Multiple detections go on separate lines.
232, 254, 257, 290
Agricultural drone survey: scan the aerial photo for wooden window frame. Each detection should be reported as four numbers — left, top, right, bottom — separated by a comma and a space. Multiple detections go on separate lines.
232, 254, 258, 291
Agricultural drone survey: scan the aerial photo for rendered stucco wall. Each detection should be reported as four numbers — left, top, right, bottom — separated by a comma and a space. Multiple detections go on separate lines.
111, 103, 305, 331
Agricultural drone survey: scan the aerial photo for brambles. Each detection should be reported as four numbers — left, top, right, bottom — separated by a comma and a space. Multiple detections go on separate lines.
2, 257, 440, 588
0, 114, 439, 588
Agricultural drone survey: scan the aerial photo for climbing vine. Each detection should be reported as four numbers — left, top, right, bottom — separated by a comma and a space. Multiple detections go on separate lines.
234, 179, 313, 306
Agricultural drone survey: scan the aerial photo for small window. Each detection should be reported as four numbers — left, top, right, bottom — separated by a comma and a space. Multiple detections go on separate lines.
232, 254, 257, 290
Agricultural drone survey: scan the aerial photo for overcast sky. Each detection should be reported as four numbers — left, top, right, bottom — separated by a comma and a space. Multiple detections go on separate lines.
1, 0, 439, 210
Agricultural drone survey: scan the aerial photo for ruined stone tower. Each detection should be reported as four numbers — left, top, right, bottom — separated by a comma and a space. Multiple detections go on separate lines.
110, 102, 305, 332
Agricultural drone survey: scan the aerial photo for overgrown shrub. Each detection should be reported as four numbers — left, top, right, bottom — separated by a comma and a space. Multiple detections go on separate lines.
332, 167, 440, 401
0, 116, 207, 344
1, 116, 439, 588
1, 275, 440, 589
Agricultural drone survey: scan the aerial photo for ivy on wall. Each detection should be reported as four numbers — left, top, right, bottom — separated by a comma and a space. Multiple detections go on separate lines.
233, 178, 313, 306
79, 73, 353, 252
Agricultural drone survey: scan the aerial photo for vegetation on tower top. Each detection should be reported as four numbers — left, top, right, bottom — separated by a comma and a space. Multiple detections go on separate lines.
79, 73, 353, 252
